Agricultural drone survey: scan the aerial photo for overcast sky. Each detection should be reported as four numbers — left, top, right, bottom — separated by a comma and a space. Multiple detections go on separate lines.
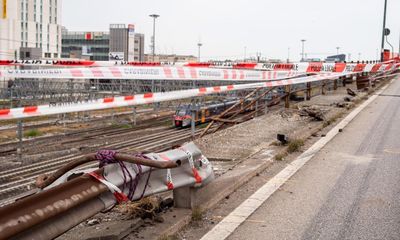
63, 0, 400, 61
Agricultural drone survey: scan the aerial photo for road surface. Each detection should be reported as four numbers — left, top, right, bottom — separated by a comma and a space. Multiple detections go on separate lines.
225, 78, 400, 240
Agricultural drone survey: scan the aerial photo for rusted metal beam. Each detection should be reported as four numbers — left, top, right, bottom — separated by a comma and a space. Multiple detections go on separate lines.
212, 87, 275, 133
0, 170, 108, 240
200, 88, 261, 137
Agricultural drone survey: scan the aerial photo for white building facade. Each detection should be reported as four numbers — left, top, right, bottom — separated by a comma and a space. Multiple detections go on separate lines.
0, 0, 62, 60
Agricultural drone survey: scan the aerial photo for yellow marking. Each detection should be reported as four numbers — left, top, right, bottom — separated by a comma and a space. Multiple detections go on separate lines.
2, 0, 6, 19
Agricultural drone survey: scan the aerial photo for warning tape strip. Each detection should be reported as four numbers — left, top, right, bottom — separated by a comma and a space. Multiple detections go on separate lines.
0, 66, 305, 81
0, 59, 398, 73
0, 62, 396, 81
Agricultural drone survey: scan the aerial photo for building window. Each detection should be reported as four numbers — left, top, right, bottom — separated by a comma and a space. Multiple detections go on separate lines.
54, 53, 58, 58
45, 53, 51, 58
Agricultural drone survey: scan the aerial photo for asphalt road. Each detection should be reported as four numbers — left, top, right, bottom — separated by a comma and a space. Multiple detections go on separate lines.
227, 78, 400, 240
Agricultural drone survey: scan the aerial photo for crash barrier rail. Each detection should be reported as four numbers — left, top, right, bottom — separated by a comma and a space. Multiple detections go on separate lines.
0, 142, 214, 240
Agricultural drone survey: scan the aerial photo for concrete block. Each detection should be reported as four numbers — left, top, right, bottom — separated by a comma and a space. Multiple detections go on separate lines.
173, 187, 199, 209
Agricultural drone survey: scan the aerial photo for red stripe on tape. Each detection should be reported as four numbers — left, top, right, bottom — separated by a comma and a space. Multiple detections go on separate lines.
307, 62, 323, 72
167, 182, 174, 190
371, 64, 382, 73
53, 61, 96, 66
23, 106, 38, 113
239, 71, 245, 79
353, 64, 367, 72
274, 64, 295, 71
265, 82, 273, 87
213, 86, 221, 92
91, 68, 104, 77
192, 168, 202, 184
227, 85, 234, 90
0, 109, 10, 115
232, 70, 237, 79
124, 96, 134, 101
334, 63, 346, 72
190, 68, 198, 78
0, 60, 14, 66
385, 64, 393, 71
103, 97, 114, 103
223, 70, 229, 79
109, 67, 122, 77
144, 93, 153, 98
199, 88, 207, 93
177, 67, 185, 78
71, 69, 84, 77
163, 67, 173, 78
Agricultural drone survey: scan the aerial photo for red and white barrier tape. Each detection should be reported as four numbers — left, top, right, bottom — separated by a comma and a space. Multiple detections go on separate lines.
0, 66, 305, 81
0, 73, 344, 120
0, 59, 398, 73
0, 63, 396, 81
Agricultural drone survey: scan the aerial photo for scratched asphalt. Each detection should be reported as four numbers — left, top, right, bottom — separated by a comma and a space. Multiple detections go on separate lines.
228, 77, 400, 240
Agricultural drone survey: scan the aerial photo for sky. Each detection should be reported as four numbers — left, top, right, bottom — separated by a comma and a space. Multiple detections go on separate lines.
62, 0, 400, 61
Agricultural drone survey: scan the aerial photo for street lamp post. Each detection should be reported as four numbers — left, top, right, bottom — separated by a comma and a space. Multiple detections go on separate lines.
336, 47, 340, 55
301, 39, 306, 61
149, 14, 160, 62
197, 42, 202, 62
380, 0, 388, 61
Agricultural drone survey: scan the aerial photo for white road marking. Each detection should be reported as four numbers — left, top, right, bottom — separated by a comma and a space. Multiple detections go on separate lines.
200, 81, 394, 240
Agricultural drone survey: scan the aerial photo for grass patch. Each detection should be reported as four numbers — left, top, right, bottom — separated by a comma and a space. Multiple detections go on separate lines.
111, 123, 132, 129
270, 141, 282, 146
24, 129, 42, 138
191, 207, 203, 221
274, 152, 287, 161
323, 112, 344, 128
287, 139, 304, 153
159, 235, 179, 240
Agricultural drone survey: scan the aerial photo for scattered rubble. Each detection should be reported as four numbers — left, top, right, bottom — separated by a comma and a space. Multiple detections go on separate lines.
298, 106, 326, 121
347, 88, 357, 97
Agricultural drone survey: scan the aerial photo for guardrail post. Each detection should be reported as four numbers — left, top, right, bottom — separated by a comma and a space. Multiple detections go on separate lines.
321, 81, 326, 95
17, 120, 23, 160
334, 79, 338, 90
306, 82, 311, 100
285, 85, 291, 108
255, 91, 259, 117
132, 106, 137, 126
191, 108, 196, 138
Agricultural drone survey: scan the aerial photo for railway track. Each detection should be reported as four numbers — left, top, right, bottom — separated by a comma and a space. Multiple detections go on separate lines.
0, 115, 173, 157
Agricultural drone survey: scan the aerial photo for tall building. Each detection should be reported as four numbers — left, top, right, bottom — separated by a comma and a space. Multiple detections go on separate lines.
62, 24, 145, 62
109, 24, 144, 62
61, 30, 110, 61
0, 0, 62, 60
